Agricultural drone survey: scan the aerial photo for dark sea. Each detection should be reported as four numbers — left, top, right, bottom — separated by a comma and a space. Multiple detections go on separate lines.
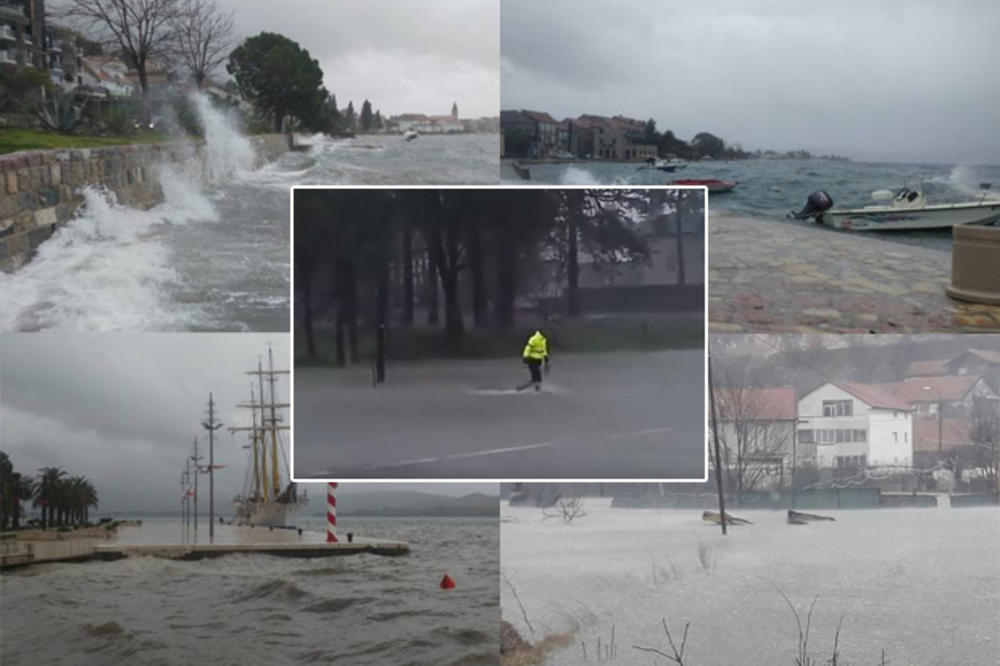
0, 517, 499, 666
508, 159, 1000, 250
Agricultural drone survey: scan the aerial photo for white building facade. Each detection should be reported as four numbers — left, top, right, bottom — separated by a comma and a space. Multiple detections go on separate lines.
797, 382, 913, 468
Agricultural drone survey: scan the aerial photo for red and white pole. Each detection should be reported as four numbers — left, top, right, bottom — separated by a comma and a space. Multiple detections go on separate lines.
326, 482, 338, 543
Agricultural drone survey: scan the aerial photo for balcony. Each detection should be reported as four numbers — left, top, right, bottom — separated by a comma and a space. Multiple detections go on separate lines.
0, 23, 15, 41
0, 49, 15, 64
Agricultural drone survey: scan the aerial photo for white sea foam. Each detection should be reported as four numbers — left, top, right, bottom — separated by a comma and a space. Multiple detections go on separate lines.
0, 96, 245, 331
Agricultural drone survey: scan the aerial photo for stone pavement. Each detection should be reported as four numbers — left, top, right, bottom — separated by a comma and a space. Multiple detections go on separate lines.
709, 214, 1000, 333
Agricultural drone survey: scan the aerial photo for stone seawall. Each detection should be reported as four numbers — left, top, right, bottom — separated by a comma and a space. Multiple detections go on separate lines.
0, 133, 292, 271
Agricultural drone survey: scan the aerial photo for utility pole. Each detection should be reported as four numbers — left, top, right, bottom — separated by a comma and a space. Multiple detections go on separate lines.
190, 438, 201, 540
203, 393, 223, 542
707, 354, 728, 535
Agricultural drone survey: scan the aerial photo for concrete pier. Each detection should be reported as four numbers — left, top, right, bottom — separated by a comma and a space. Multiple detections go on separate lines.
1, 524, 409, 570
709, 213, 1000, 332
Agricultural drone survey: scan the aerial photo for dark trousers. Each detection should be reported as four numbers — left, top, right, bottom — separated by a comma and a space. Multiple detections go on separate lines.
526, 359, 542, 382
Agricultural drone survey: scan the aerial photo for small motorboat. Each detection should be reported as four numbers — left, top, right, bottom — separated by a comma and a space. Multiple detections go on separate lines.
789, 184, 1000, 231
640, 157, 689, 172
787, 510, 835, 525
403, 130, 419, 141
673, 178, 737, 193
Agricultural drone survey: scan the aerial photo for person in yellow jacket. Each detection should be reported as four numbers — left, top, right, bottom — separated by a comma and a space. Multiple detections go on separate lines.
517, 330, 549, 392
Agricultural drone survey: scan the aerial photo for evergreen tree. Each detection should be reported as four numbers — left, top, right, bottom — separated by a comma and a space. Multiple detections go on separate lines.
344, 101, 357, 131
374, 110, 383, 130
360, 99, 373, 132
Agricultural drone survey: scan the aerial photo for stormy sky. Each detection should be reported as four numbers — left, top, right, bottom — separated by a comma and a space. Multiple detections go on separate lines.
214, 0, 499, 118
501, 0, 1000, 164
0, 335, 495, 513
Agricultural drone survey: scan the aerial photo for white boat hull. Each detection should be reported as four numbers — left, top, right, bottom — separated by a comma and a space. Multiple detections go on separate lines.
820, 200, 1000, 231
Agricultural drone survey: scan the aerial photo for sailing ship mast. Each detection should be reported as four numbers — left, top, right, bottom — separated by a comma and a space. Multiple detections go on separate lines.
230, 346, 291, 503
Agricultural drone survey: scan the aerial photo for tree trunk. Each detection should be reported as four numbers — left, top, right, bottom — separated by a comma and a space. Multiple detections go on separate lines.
493, 236, 516, 331
426, 248, 439, 325
430, 226, 464, 339
273, 110, 285, 133
334, 309, 346, 366
302, 268, 316, 356
675, 214, 686, 286
402, 226, 414, 325
345, 261, 359, 362
469, 226, 488, 329
567, 217, 579, 316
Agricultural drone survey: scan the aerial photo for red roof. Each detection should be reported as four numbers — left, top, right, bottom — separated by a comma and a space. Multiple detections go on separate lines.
891, 375, 980, 403
833, 381, 912, 410
714, 387, 797, 421
906, 359, 949, 377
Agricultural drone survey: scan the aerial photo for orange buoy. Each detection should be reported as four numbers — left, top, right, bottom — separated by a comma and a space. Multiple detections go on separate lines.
440, 573, 456, 589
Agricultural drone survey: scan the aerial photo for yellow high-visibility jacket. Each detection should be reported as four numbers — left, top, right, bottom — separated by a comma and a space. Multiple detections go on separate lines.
522, 331, 548, 361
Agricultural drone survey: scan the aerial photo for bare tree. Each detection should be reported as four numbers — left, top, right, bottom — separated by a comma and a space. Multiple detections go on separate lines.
963, 402, 1000, 493
711, 357, 795, 505
170, 0, 235, 90
541, 497, 587, 524
63, 0, 180, 101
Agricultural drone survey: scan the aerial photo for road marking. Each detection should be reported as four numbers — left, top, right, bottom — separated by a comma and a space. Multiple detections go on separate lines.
446, 442, 554, 459
320, 426, 673, 474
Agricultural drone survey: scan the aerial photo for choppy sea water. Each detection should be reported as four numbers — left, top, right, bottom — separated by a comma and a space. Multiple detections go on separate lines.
0, 107, 498, 332
512, 159, 1000, 250
0, 517, 499, 666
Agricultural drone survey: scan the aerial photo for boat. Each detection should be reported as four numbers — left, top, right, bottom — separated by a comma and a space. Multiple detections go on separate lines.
787, 509, 835, 524
701, 510, 753, 525
789, 185, 1000, 231
673, 178, 737, 193
403, 130, 419, 141
229, 347, 307, 527
640, 157, 689, 172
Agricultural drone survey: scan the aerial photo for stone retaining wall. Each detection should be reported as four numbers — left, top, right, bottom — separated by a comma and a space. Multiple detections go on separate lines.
0, 133, 292, 271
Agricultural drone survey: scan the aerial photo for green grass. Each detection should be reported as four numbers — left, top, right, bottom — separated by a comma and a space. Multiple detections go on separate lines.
0, 128, 173, 154
296, 315, 704, 366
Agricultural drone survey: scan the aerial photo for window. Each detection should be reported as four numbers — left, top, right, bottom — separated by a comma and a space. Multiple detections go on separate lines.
892, 432, 898, 443
853, 429, 867, 442
798, 430, 813, 443
823, 400, 852, 416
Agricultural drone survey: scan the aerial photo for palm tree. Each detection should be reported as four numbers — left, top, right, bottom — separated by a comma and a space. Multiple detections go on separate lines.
66, 476, 98, 524
34, 467, 66, 529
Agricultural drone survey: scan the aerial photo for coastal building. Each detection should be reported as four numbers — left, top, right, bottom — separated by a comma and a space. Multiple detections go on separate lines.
797, 382, 914, 468
391, 105, 466, 134
520, 109, 558, 157
0, 0, 80, 89
888, 375, 998, 416
574, 114, 656, 160
712, 386, 800, 484
78, 56, 135, 98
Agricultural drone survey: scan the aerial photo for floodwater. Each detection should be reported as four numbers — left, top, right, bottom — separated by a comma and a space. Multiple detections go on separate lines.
500, 501, 1000, 665
510, 159, 1000, 250
0, 96, 499, 332
294, 350, 705, 479
0, 516, 499, 665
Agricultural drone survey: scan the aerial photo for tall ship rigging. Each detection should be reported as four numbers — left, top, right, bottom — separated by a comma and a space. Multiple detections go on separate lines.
229, 346, 307, 526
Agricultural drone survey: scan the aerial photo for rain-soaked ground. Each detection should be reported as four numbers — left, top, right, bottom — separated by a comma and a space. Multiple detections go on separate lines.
293, 350, 705, 479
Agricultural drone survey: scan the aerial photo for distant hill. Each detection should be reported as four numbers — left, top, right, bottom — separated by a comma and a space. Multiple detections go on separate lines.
304, 491, 499, 518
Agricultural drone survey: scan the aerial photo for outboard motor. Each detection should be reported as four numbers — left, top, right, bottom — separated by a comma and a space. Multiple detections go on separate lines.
788, 190, 834, 220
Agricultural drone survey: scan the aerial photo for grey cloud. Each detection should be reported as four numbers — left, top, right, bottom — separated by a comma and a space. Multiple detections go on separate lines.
501, 0, 1000, 163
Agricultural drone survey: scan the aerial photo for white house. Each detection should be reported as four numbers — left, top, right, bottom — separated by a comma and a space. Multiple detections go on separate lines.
797, 381, 914, 468
79, 56, 135, 98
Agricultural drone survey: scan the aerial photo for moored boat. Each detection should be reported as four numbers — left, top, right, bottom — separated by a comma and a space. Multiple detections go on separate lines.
673, 178, 737, 193
403, 130, 419, 141
789, 185, 1000, 231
